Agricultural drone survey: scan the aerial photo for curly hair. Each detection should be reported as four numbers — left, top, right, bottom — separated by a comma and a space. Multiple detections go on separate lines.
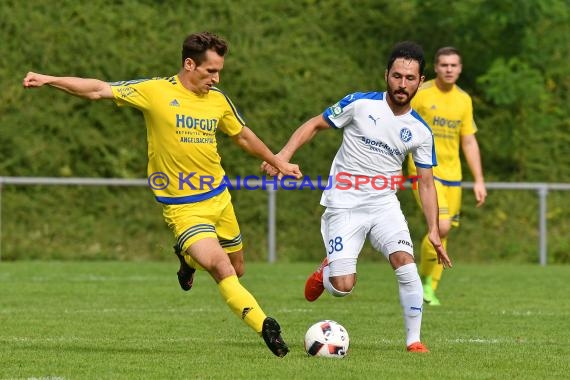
386, 41, 425, 76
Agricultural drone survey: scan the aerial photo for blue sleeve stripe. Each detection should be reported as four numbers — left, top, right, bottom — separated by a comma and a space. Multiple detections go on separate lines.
414, 161, 434, 169
431, 136, 438, 166
411, 109, 432, 133
339, 91, 384, 107
410, 109, 437, 166
323, 91, 385, 113
413, 138, 437, 168
322, 111, 340, 128
434, 177, 462, 186
322, 92, 384, 127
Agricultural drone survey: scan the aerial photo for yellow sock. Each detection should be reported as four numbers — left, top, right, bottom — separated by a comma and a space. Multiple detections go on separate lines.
419, 234, 438, 279
419, 235, 447, 289
217, 275, 267, 333
432, 238, 448, 290
431, 263, 443, 290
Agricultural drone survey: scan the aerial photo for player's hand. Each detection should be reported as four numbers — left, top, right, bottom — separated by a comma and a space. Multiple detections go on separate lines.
261, 152, 301, 179
260, 161, 280, 177
23, 72, 50, 88
276, 162, 302, 179
428, 231, 452, 268
473, 181, 487, 207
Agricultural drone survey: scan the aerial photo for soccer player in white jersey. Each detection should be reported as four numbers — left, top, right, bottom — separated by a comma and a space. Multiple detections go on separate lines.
262, 41, 452, 353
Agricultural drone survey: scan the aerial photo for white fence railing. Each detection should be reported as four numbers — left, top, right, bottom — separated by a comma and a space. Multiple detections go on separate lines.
1, 176, 569, 265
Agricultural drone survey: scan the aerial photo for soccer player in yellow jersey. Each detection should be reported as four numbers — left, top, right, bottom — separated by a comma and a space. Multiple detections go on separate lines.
22, 31, 300, 357
408, 46, 487, 306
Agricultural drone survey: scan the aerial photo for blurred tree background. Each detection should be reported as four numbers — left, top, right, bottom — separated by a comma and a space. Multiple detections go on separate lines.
1, 0, 569, 262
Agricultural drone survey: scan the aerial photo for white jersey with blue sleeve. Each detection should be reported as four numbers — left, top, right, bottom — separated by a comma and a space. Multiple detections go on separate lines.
320, 92, 436, 208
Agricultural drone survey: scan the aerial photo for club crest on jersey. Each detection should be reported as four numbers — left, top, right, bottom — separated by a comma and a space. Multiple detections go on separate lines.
400, 128, 412, 142
329, 102, 343, 118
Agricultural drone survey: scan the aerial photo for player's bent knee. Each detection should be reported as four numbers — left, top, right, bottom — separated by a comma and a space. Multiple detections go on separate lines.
209, 260, 237, 283
389, 251, 415, 269
326, 259, 356, 296
326, 278, 354, 297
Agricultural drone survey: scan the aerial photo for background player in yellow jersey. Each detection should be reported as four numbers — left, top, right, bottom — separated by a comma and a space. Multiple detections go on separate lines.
22, 31, 300, 357
408, 46, 487, 306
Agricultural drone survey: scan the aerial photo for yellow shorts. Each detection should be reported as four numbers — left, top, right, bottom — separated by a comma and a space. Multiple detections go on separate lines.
412, 180, 462, 227
162, 189, 243, 269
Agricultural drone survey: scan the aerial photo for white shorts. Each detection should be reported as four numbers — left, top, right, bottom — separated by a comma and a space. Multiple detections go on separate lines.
320, 202, 414, 276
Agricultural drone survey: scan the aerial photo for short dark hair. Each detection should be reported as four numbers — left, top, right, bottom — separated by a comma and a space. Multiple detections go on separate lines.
434, 46, 462, 64
386, 41, 425, 76
182, 32, 228, 66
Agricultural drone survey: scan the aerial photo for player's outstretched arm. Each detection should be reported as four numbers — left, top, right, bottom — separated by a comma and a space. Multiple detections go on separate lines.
260, 115, 330, 176
23, 72, 113, 100
277, 115, 330, 161
231, 126, 302, 179
416, 167, 453, 268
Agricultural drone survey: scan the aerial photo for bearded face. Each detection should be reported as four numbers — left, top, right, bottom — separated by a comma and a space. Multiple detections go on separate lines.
385, 58, 423, 109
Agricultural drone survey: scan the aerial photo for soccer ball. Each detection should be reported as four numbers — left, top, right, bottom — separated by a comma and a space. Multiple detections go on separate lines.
304, 320, 349, 358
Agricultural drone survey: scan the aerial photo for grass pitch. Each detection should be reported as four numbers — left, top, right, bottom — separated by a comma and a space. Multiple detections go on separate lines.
1, 261, 568, 379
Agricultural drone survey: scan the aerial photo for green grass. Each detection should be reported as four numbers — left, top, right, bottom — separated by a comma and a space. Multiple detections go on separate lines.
1, 261, 569, 379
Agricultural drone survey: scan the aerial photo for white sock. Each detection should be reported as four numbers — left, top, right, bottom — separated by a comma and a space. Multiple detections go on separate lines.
395, 263, 424, 346
323, 264, 332, 290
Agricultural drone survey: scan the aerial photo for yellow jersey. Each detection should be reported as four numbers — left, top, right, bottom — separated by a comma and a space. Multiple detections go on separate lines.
110, 75, 245, 203
407, 80, 477, 184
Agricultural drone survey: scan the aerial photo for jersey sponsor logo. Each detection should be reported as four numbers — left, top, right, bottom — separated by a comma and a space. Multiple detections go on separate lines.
179, 136, 214, 144
368, 114, 380, 125
399, 128, 412, 142
175, 114, 218, 133
360, 137, 403, 156
433, 116, 462, 129
329, 102, 343, 117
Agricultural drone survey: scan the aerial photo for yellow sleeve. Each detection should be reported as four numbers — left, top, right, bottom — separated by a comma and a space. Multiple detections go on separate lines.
217, 93, 246, 137
109, 79, 154, 111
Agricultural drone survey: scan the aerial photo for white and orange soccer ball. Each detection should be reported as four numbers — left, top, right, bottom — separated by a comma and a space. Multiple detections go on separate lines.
304, 320, 349, 358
